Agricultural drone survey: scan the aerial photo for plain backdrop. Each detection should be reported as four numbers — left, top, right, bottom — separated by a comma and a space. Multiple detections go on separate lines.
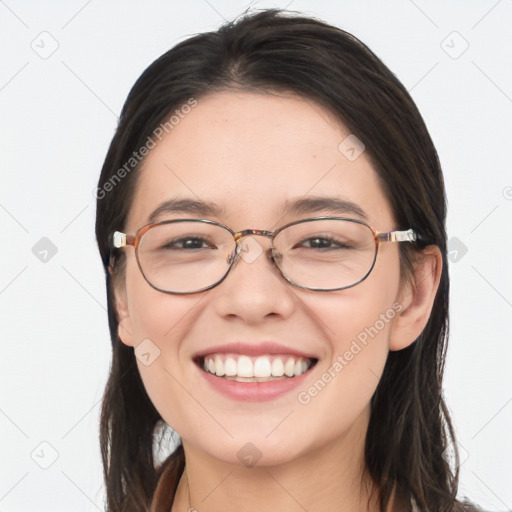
0, 1, 511, 511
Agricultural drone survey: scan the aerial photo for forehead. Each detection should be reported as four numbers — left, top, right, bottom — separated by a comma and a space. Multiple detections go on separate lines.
126, 91, 394, 232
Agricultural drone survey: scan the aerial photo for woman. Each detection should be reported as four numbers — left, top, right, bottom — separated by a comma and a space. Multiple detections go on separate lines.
95, 8, 482, 512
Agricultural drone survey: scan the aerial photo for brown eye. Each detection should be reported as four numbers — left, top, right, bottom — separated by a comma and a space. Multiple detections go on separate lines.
163, 237, 213, 250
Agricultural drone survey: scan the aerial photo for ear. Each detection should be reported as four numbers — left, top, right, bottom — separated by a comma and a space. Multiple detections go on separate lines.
110, 269, 135, 347
389, 245, 443, 351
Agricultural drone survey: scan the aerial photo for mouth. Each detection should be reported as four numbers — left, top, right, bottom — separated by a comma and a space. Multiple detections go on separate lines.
194, 353, 319, 383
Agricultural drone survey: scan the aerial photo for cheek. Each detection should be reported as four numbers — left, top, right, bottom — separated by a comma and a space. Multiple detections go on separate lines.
124, 261, 204, 427
306, 288, 398, 386
310, 260, 401, 355
294, 256, 402, 413
291, 293, 398, 448
125, 255, 200, 340
128, 291, 204, 433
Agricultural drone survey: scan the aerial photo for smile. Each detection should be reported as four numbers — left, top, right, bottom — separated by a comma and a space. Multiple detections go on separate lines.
197, 353, 317, 382
192, 341, 319, 401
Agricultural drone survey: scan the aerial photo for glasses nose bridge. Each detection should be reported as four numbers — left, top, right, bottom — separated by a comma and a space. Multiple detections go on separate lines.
233, 228, 275, 244
229, 228, 279, 268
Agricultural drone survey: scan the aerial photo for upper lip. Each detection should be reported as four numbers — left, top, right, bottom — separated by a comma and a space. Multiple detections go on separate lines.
193, 341, 318, 360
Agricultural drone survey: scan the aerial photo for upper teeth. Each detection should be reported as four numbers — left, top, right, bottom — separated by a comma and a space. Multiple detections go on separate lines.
202, 354, 312, 379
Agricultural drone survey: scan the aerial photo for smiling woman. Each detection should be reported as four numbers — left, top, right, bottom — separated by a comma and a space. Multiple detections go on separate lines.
95, 8, 482, 512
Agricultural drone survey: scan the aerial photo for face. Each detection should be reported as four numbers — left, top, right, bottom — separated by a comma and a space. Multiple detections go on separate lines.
114, 90, 419, 467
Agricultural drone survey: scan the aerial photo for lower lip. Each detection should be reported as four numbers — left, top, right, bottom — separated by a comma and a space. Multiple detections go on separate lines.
196, 362, 316, 402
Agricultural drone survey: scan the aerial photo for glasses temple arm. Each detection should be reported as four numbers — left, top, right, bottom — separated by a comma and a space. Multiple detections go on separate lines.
112, 231, 137, 248
112, 231, 127, 248
378, 229, 418, 242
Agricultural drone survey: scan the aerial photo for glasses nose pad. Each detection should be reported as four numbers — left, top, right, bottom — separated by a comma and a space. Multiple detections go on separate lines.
226, 245, 241, 266
270, 248, 283, 266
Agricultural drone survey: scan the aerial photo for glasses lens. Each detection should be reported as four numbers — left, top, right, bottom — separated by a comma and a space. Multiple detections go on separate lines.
274, 219, 376, 290
137, 221, 235, 293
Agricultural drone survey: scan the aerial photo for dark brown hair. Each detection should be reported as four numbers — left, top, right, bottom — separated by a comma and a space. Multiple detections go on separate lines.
96, 8, 480, 512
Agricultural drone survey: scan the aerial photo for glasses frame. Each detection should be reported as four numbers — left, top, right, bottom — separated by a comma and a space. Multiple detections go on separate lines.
111, 217, 419, 294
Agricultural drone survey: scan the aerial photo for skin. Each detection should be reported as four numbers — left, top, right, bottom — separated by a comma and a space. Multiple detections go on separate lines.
113, 90, 442, 512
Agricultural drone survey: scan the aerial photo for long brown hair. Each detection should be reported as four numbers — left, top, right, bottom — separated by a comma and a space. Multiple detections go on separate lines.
95, 8, 480, 511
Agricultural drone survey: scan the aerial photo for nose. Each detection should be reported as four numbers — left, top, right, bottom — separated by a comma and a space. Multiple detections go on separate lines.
212, 234, 296, 324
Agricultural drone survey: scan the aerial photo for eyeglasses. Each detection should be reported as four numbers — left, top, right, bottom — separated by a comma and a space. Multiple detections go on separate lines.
111, 217, 418, 294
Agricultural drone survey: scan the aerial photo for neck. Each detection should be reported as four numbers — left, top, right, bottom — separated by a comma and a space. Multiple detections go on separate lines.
171, 407, 397, 512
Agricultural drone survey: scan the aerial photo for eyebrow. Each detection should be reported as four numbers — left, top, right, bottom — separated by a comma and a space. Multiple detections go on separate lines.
146, 195, 368, 225
147, 198, 224, 224
283, 196, 368, 220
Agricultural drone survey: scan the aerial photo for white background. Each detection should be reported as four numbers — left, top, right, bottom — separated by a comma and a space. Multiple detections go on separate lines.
0, 1, 511, 511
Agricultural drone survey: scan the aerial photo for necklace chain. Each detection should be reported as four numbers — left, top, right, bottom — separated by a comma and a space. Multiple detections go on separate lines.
186, 468, 194, 512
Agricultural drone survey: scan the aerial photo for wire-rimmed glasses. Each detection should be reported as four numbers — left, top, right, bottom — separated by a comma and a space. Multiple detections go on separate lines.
110, 217, 418, 294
